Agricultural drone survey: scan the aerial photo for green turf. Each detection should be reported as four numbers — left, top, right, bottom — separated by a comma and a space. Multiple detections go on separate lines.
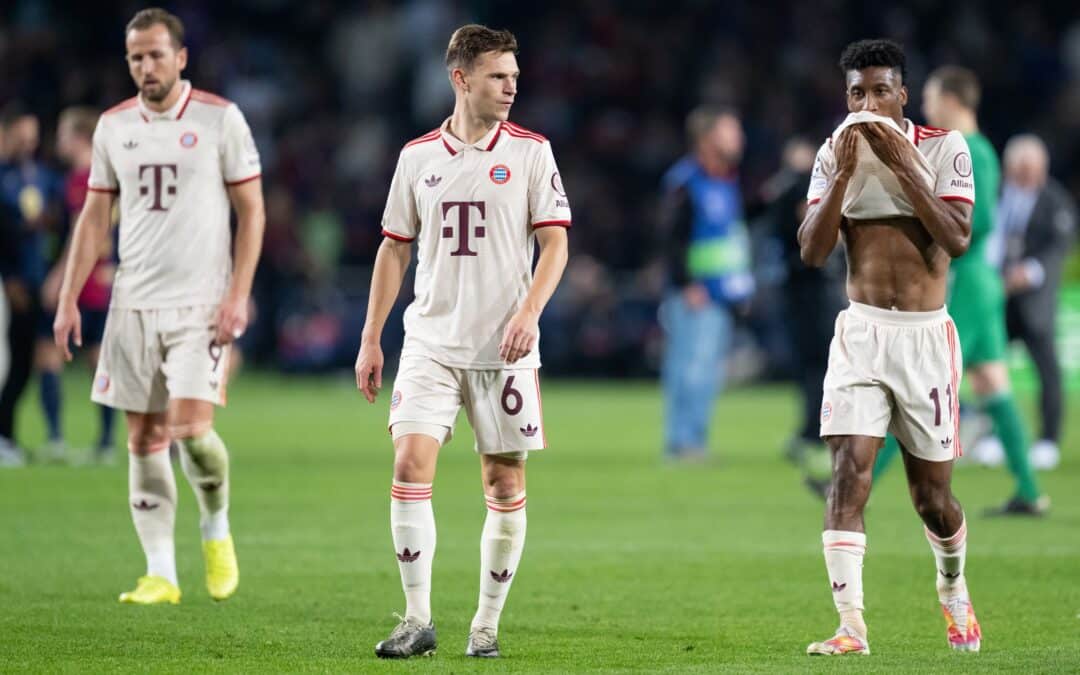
1, 369, 1078, 672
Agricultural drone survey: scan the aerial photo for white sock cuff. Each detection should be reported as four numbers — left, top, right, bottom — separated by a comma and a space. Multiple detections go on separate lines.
925, 517, 967, 552
392, 481, 432, 503
485, 491, 526, 513
822, 530, 866, 553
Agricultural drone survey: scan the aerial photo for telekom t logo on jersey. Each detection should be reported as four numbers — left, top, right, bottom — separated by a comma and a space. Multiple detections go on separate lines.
441, 201, 486, 256
138, 164, 178, 211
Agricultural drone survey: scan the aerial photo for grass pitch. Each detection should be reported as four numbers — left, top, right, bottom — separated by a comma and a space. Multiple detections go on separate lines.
1, 371, 1078, 672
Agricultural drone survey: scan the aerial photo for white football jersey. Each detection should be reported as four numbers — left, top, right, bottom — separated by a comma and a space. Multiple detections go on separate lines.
381, 118, 572, 369
88, 80, 261, 309
807, 117, 974, 219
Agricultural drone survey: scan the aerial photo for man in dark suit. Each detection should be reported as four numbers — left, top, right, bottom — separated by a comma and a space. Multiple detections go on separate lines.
997, 134, 1077, 470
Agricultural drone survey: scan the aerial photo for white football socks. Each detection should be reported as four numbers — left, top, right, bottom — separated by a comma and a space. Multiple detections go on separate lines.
822, 530, 867, 637
177, 430, 231, 541
390, 481, 436, 624
471, 492, 527, 633
925, 517, 968, 601
129, 442, 178, 586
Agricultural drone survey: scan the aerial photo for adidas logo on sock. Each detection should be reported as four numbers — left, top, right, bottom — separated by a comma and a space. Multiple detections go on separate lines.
490, 569, 514, 583
831, 581, 847, 593
940, 570, 961, 579
397, 548, 421, 563
132, 499, 159, 511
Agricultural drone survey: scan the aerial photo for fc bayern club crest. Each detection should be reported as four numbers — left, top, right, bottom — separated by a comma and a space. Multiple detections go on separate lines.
179, 131, 198, 148
390, 390, 403, 410
489, 164, 511, 184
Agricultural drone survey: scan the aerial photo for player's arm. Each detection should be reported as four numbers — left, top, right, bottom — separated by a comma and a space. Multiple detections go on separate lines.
858, 124, 972, 257
217, 178, 265, 344
798, 131, 856, 267
500, 226, 569, 364
54, 189, 114, 360
356, 237, 413, 402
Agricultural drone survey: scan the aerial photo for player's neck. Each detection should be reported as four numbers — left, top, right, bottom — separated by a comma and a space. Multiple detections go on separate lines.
141, 80, 185, 114
950, 111, 978, 135
448, 107, 498, 145
697, 152, 735, 178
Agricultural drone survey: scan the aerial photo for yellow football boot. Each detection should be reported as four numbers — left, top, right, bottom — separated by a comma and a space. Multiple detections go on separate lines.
203, 535, 239, 601
118, 575, 181, 605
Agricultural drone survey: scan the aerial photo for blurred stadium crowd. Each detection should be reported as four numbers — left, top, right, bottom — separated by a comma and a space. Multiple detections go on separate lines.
1, 0, 1079, 377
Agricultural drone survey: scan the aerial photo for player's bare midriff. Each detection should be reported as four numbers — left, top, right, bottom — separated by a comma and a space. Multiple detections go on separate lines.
841, 215, 951, 312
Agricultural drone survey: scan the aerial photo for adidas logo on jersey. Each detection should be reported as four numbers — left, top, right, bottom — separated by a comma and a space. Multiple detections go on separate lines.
424, 174, 442, 187
123, 140, 138, 150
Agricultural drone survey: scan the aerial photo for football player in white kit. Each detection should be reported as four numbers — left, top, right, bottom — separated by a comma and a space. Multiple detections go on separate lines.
53, 8, 264, 605
356, 24, 570, 659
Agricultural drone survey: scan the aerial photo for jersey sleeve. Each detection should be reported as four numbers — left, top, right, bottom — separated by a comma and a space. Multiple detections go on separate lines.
87, 120, 118, 193
806, 139, 834, 205
933, 131, 975, 205
380, 153, 419, 241
220, 104, 262, 185
529, 142, 572, 228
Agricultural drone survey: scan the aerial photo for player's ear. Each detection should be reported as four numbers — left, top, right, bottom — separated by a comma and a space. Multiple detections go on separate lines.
451, 67, 469, 93
899, 84, 908, 107
177, 46, 188, 71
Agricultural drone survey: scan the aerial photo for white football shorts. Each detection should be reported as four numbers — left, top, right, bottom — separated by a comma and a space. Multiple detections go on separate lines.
388, 355, 546, 456
820, 301, 963, 462
91, 305, 229, 413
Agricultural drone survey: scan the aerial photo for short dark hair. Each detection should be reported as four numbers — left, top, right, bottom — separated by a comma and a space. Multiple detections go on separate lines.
928, 65, 980, 110
839, 39, 906, 82
686, 104, 739, 145
126, 8, 185, 49
445, 24, 518, 72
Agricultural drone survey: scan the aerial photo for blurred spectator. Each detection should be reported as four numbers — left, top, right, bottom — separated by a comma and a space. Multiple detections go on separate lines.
0, 103, 63, 463
998, 134, 1078, 469
759, 137, 845, 464
51, 105, 117, 461
657, 106, 753, 461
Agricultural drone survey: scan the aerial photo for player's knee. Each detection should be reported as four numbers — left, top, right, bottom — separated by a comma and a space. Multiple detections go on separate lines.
910, 482, 951, 521
393, 449, 434, 483
127, 428, 169, 455
482, 458, 525, 498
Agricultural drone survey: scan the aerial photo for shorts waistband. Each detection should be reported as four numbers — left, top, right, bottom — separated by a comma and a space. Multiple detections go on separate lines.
846, 301, 949, 327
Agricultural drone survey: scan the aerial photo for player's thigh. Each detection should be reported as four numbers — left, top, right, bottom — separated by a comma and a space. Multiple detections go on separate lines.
388, 356, 463, 444
464, 368, 545, 456
92, 309, 168, 414
888, 321, 962, 461
160, 306, 229, 408
167, 398, 215, 438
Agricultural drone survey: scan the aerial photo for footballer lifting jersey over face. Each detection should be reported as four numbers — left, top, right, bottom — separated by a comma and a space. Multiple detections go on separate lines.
381, 118, 571, 369
88, 80, 262, 309
807, 115, 975, 215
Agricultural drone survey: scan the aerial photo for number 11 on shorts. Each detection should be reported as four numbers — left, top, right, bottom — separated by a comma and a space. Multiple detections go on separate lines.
929, 384, 953, 427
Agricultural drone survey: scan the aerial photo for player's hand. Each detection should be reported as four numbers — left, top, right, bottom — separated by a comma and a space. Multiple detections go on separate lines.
214, 292, 249, 345
857, 123, 913, 174
833, 127, 860, 181
53, 300, 81, 362
500, 308, 539, 365
355, 340, 384, 403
